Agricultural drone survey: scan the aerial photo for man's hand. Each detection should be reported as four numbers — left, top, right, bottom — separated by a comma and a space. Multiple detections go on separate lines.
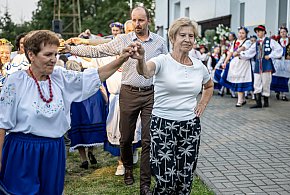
264, 55, 270, 60
65, 38, 87, 45
119, 46, 134, 63
129, 42, 145, 60
58, 44, 71, 54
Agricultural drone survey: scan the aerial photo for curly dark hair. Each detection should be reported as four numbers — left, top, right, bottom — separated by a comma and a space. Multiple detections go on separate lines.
15, 33, 27, 51
278, 26, 288, 34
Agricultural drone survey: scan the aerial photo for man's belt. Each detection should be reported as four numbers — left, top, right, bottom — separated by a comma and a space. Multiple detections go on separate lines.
123, 84, 153, 91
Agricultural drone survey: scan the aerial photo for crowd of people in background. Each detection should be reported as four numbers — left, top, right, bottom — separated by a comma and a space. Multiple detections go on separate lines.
189, 25, 289, 108
0, 4, 289, 195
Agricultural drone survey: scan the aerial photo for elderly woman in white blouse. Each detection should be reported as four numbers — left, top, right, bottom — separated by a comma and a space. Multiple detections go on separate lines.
0, 30, 133, 195
131, 17, 213, 194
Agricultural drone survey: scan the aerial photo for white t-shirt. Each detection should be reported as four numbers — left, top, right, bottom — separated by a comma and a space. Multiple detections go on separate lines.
149, 53, 210, 121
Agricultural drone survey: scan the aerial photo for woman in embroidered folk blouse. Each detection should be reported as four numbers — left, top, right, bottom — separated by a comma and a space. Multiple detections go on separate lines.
132, 18, 214, 194
0, 30, 133, 195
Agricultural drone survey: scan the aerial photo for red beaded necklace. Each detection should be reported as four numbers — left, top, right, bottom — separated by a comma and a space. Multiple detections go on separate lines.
28, 67, 53, 103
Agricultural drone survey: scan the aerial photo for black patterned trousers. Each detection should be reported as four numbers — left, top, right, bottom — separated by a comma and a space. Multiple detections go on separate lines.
150, 115, 201, 195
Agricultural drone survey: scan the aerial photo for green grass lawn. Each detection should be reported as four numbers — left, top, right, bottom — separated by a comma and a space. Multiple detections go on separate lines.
65, 147, 214, 195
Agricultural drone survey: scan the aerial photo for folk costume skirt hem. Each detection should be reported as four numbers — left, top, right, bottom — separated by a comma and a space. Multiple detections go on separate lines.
0, 132, 65, 195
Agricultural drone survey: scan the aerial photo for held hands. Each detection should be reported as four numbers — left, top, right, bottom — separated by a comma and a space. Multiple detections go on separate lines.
58, 38, 86, 53
233, 51, 240, 57
264, 55, 270, 60
65, 38, 86, 45
119, 46, 134, 63
129, 42, 145, 60
119, 42, 145, 62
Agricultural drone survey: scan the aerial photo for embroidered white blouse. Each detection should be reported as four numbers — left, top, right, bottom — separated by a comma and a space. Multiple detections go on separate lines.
0, 66, 101, 138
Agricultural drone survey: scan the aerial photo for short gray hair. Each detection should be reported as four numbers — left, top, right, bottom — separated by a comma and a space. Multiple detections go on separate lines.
168, 17, 198, 45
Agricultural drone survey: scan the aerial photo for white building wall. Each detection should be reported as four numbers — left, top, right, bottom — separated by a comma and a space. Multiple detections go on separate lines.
215, 0, 231, 17
243, 0, 266, 26
288, 0, 290, 29
155, 0, 168, 39
184, 0, 230, 22
230, 0, 283, 36
155, 0, 289, 40
155, 0, 231, 44
231, 0, 267, 35
265, 0, 279, 36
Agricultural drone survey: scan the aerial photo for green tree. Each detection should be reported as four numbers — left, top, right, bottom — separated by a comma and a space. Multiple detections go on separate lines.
29, 0, 155, 38
80, 0, 156, 36
0, 9, 34, 49
30, 0, 54, 30
0, 0, 156, 41
0, 9, 18, 42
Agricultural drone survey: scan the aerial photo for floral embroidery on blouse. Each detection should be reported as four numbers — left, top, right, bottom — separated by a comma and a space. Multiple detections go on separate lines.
0, 83, 16, 106
0, 74, 5, 87
32, 100, 65, 116
62, 70, 82, 82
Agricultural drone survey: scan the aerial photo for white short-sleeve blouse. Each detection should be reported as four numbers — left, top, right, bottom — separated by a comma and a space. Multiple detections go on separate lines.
149, 54, 210, 121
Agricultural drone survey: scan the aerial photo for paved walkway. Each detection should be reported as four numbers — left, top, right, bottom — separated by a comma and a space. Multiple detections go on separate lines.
197, 93, 290, 195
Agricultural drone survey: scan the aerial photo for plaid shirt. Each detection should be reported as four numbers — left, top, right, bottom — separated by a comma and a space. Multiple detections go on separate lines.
71, 32, 168, 87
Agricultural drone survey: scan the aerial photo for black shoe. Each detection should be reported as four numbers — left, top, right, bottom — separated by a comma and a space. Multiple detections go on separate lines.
218, 91, 224, 97
276, 92, 280, 100
250, 104, 262, 109
124, 168, 134, 185
88, 151, 97, 165
263, 96, 269, 107
236, 101, 246, 107
80, 161, 89, 169
226, 88, 230, 95
140, 186, 152, 195
282, 96, 288, 101
250, 93, 262, 109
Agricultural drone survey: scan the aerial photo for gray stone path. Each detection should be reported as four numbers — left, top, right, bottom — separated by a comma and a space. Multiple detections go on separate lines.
197, 93, 290, 195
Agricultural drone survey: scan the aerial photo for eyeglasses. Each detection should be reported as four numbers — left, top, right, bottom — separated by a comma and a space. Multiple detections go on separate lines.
110, 22, 123, 29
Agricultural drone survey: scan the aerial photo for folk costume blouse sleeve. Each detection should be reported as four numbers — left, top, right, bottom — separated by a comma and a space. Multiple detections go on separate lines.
53, 67, 101, 103
215, 54, 226, 69
240, 43, 257, 60
243, 40, 252, 50
0, 76, 17, 130
268, 39, 283, 59
0, 67, 102, 137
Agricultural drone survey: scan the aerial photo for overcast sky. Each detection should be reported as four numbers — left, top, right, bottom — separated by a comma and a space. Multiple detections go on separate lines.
0, 0, 38, 24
